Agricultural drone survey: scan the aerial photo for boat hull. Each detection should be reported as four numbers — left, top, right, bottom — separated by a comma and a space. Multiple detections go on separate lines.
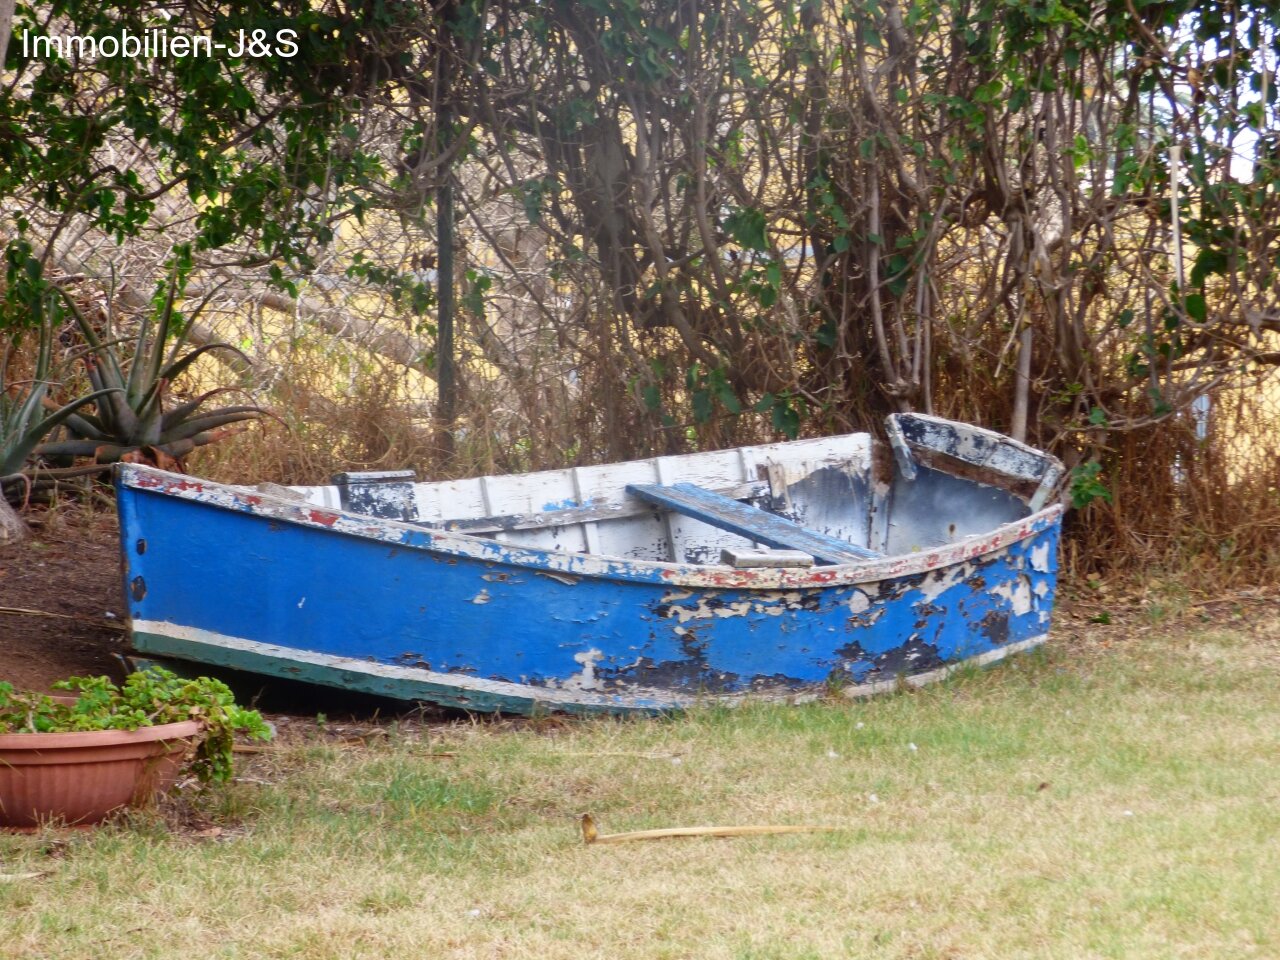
116, 466, 1061, 715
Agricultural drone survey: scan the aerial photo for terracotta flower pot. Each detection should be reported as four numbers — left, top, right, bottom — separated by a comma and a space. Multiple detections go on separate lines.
0, 718, 202, 830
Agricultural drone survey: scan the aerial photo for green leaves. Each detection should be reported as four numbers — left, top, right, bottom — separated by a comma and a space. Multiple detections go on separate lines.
462, 269, 493, 318
0, 1, 399, 300
1189, 248, 1228, 289
517, 177, 555, 223
0, 668, 272, 785
743, 260, 785, 308
972, 79, 1004, 104
1069, 461, 1112, 509
723, 207, 769, 252
754, 391, 804, 439
686, 364, 741, 424
1183, 292, 1207, 325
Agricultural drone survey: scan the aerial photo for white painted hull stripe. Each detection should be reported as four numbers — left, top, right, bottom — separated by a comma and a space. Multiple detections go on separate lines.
132, 619, 1048, 708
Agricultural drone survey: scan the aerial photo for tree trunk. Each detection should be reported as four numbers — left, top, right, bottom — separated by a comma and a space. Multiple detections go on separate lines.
0, 0, 16, 76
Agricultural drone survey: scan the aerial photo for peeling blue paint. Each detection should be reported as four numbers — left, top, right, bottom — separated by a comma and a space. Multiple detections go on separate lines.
115, 460, 1062, 715
541, 497, 582, 511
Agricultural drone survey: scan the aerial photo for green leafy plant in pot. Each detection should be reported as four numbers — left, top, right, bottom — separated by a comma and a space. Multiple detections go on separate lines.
0, 668, 270, 830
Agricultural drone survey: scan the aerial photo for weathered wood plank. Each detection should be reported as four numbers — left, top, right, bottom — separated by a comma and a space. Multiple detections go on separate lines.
891, 413, 1057, 483
571, 467, 602, 554
412, 477, 487, 523
720, 547, 815, 568
626, 483, 883, 564
428, 481, 770, 536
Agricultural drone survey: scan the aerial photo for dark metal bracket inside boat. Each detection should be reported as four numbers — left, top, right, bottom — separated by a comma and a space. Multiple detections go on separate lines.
332, 470, 417, 521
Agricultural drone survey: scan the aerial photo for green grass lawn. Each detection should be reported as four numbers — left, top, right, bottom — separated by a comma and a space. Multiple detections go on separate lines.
3, 617, 1278, 959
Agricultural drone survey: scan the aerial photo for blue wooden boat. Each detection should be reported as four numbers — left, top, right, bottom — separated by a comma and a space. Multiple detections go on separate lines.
114, 414, 1064, 715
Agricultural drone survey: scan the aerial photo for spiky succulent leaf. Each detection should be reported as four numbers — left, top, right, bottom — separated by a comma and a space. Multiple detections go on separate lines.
156, 342, 254, 387
52, 408, 110, 442
158, 407, 266, 445
50, 281, 266, 463
2, 311, 124, 475
27, 438, 109, 460
5, 387, 122, 475
125, 290, 166, 404
99, 374, 143, 439
161, 387, 244, 426
60, 290, 129, 392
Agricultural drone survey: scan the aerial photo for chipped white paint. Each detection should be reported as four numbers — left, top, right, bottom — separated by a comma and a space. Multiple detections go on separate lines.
409, 433, 869, 521
721, 547, 815, 568
991, 575, 1034, 616
132, 620, 1050, 712
915, 562, 975, 603
1030, 541, 1053, 573
847, 590, 870, 614
886, 416, 918, 481
566, 649, 605, 691
659, 589, 816, 623
1029, 464, 1064, 511
470, 589, 491, 605
570, 466, 602, 555
894, 413, 1056, 483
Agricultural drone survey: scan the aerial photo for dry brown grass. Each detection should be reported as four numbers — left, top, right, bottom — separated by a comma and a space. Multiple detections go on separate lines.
1062, 383, 1280, 587
2, 615, 1278, 959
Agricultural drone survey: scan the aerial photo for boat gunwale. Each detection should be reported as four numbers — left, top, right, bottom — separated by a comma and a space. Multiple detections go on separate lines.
116, 463, 1063, 590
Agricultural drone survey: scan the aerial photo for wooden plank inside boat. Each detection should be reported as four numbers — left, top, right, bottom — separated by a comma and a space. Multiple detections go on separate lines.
626, 482, 883, 564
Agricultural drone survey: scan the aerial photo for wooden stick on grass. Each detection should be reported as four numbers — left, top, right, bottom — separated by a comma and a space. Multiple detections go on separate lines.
579, 812, 838, 845
0, 606, 128, 631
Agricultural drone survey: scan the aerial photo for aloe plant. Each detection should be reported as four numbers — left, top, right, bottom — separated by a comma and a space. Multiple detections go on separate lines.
35, 282, 268, 465
1, 317, 120, 477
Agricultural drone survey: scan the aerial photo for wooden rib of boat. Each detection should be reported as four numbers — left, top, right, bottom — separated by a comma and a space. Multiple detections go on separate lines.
114, 414, 1064, 715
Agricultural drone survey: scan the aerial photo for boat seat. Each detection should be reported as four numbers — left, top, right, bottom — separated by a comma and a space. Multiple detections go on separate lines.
626, 482, 883, 565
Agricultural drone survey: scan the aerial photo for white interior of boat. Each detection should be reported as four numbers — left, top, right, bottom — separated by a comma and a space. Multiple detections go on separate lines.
281, 421, 1048, 567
